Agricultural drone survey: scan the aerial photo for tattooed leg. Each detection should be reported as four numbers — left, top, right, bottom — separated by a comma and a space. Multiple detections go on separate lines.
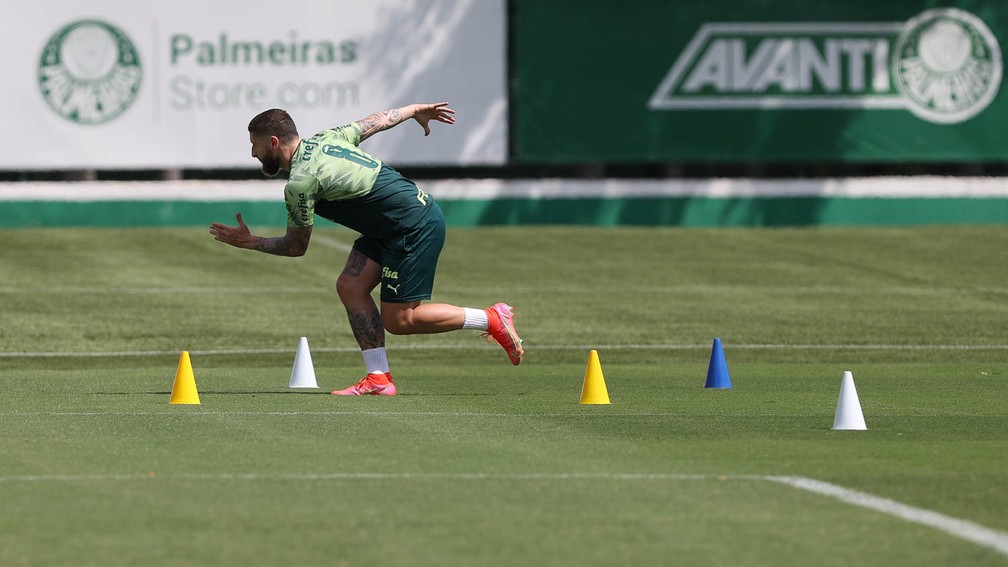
336, 249, 385, 350
347, 306, 385, 350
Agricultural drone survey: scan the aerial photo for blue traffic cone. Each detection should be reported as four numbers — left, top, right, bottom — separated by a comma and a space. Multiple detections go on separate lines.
704, 338, 732, 389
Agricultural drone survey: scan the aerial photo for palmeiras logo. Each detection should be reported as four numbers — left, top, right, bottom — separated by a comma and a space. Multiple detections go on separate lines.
893, 9, 1002, 124
38, 20, 142, 125
649, 8, 1002, 124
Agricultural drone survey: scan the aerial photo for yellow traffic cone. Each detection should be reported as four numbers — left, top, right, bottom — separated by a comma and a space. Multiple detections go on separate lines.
170, 351, 201, 405
580, 350, 611, 404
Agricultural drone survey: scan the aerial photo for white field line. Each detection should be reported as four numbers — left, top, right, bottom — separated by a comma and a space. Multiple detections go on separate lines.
767, 476, 1008, 557
2, 343, 1007, 358
1, 285, 1006, 295
310, 234, 354, 253
1, 411, 683, 417
0, 287, 325, 294
0, 471, 1004, 556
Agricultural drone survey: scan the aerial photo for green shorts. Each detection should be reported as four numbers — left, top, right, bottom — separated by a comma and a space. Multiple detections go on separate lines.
352, 201, 446, 303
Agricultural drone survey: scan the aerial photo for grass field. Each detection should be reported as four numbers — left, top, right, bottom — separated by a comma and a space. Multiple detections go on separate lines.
2, 224, 1007, 566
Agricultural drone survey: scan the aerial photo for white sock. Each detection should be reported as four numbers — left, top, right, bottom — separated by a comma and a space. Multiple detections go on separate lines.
361, 347, 390, 375
462, 307, 489, 331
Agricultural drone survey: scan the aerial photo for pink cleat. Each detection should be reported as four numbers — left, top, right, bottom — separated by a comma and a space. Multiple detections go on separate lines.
331, 373, 397, 396
483, 303, 524, 365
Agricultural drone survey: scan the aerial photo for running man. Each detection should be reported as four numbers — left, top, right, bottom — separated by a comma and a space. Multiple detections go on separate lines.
209, 103, 523, 396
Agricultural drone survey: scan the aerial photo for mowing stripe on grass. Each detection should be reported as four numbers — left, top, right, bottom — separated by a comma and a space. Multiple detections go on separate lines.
0, 472, 1005, 556
0, 472, 730, 484
3, 343, 1007, 358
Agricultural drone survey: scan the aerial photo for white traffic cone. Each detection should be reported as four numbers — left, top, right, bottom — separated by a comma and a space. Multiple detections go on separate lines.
832, 371, 866, 430
288, 337, 318, 388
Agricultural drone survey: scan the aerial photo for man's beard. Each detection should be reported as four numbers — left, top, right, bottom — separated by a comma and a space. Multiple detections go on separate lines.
260, 154, 281, 178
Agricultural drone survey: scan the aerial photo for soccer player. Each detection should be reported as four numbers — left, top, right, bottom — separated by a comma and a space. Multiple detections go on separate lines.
209, 103, 523, 396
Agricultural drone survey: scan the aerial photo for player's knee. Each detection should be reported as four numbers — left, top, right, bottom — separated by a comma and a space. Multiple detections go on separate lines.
336, 273, 366, 302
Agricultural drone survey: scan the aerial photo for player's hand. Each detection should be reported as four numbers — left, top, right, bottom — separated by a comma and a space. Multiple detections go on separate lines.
412, 102, 455, 136
209, 212, 255, 249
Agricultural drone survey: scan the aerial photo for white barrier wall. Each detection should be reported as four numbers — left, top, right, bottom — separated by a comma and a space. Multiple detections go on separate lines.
3, 178, 1007, 228
6, 0, 506, 169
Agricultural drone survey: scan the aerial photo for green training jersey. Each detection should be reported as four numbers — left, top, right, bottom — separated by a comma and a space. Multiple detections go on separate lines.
283, 123, 433, 237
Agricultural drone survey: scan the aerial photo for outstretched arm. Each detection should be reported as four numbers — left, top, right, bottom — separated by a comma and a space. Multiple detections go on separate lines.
210, 212, 312, 257
355, 102, 455, 142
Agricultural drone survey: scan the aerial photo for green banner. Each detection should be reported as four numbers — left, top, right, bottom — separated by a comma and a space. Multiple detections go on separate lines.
514, 1, 1006, 162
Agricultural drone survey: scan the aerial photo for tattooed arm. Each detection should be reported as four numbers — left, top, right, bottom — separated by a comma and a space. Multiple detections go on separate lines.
355, 102, 455, 142
210, 212, 312, 257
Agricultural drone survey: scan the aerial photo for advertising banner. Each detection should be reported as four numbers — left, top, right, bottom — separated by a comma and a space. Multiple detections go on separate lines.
514, 1, 1007, 163
5, 0, 506, 169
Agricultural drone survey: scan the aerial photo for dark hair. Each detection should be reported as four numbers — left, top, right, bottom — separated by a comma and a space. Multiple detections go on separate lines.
248, 108, 299, 142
